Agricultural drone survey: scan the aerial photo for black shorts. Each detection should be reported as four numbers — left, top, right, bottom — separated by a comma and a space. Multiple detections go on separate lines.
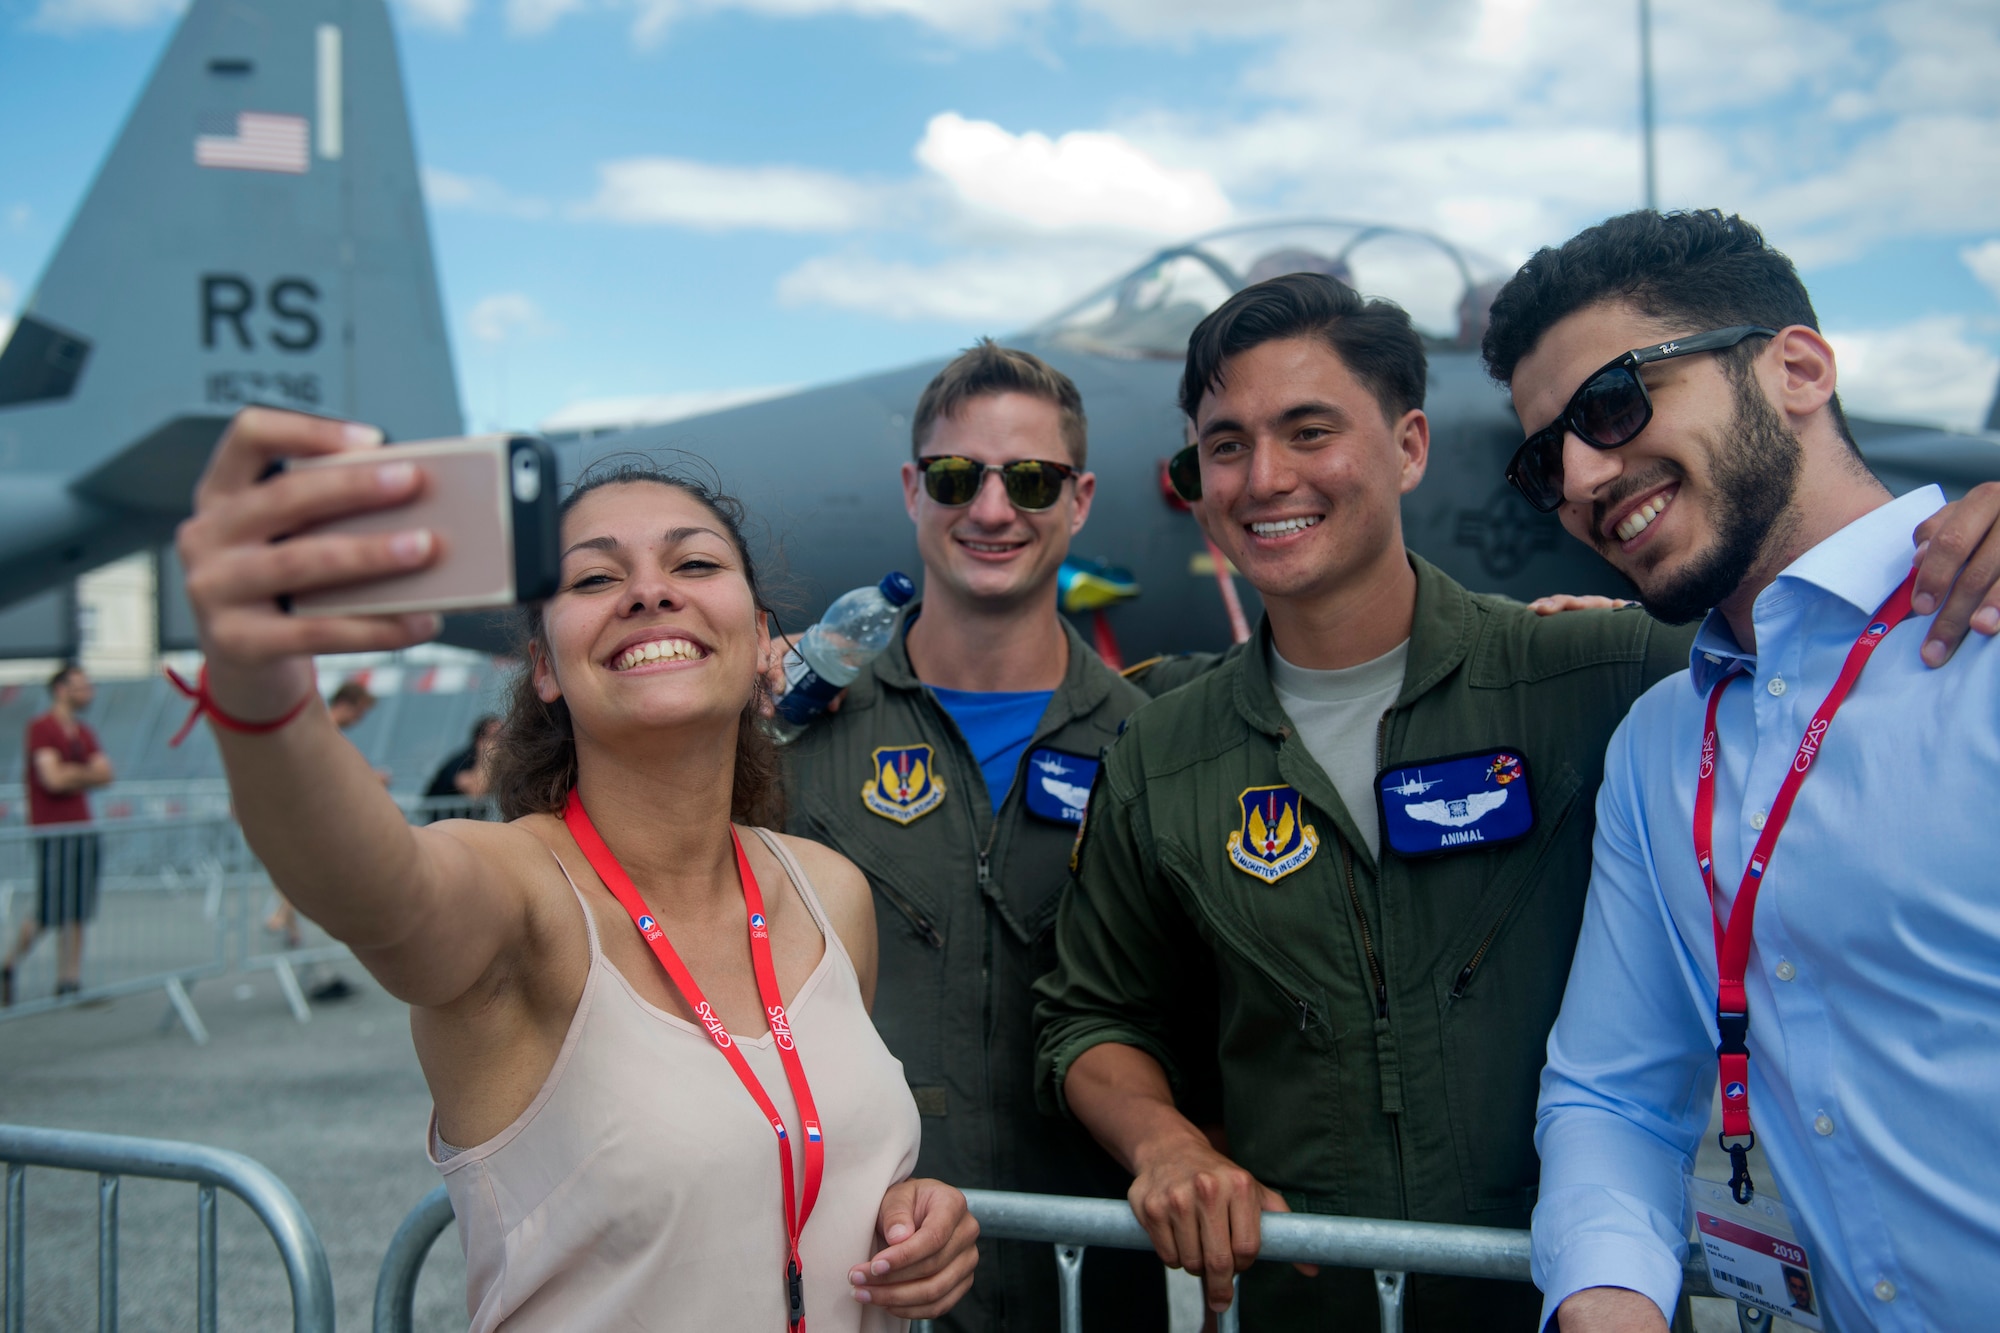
35, 831, 101, 926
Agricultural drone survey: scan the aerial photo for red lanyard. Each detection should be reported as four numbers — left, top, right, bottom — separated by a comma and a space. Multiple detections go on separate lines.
1692, 571, 1916, 1205
563, 791, 824, 1331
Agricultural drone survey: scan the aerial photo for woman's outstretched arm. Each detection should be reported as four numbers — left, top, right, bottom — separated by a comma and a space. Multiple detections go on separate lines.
180, 407, 542, 1007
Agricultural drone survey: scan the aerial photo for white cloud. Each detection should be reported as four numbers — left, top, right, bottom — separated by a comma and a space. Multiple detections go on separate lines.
423, 166, 552, 219
5, 205, 30, 233
915, 112, 1230, 237
538, 385, 797, 433
0, 273, 16, 349
396, 0, 476, 31
467, 292, 555, 343
1829, 317, 2000, 433
529, 0, 1044, 46
1964, 240, 2000, 305
778, 246, 1128, 324
29, 0, 181, 29
507, 0, 585, 34
576, 157, 882, 231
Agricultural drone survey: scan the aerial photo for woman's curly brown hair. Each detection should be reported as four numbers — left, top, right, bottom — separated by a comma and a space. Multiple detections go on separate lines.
488, 458, 785, 829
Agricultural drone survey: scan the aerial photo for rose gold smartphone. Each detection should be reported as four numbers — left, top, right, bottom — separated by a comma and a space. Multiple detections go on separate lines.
282, 435, 561, 616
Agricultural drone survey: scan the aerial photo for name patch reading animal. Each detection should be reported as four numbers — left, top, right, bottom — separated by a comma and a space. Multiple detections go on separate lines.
863, 744, 947, 825
1376, 750, 1535, 857
1024, 748, 1097, 826
1225, 785, 1320, 882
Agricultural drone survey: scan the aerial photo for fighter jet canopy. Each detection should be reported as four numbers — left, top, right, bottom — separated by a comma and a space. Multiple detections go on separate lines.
1029, 220, 1508, 361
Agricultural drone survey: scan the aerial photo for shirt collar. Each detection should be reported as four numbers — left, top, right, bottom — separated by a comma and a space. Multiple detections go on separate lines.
1686, 484, 1943, 693
1235, 551, 1475, 734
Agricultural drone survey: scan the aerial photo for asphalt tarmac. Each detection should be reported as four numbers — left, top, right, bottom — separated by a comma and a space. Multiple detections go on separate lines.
0, 963, 464, 1332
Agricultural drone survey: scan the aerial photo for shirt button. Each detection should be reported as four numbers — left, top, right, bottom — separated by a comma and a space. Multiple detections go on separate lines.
1814, 1113, 1835, 1136
1875, 1279, 1897, 1302
1750, 810, 1768, 830
1767, 677, 1787, 696
1776, 960, 1796, 981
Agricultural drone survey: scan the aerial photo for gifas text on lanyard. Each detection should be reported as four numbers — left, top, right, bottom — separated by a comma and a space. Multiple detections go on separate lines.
1694, 570, 1917, 1206
564, 791, 825, 1332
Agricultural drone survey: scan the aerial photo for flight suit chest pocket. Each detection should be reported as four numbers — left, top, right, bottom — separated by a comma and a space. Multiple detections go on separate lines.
1154, 836, 1334, 1053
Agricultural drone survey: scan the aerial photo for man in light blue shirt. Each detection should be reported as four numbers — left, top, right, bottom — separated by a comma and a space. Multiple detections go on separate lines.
1482, 210, 2000, 1332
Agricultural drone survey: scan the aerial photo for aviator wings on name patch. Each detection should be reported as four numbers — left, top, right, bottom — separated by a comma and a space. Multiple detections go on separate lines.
1376, 749, 1535, 857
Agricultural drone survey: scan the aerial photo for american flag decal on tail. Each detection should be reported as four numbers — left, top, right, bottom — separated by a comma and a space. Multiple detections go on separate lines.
196, 112, 309, 173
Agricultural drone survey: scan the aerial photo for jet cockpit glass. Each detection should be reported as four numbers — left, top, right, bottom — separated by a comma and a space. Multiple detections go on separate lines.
1031, 221, 1503, 359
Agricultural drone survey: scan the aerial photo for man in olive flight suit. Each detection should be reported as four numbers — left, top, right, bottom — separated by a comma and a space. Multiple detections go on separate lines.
1032, 273, 1695, 1331
784, 341, 1167, 1332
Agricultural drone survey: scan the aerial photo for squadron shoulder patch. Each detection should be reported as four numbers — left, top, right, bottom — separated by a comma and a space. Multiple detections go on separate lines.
1376, 749, 1535, 857
1225, 785, 1320, 883
863, 744, 946, 825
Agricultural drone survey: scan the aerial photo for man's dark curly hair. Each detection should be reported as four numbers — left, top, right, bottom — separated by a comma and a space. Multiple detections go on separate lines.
1180, 271, 1427, 424
1480, 209, 1853, 446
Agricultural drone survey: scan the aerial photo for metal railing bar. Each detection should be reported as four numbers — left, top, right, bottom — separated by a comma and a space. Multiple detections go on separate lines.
1053, 1243, 1084, 1333
371, 1183, 454, 1333
0, 966, 234, 1028
0, 1125, 333, 1333
98, 1173, 118, 1333
1375, 1269, 1405, 1333
197, 1182, 217, 1333
5, 1162, 22, 1333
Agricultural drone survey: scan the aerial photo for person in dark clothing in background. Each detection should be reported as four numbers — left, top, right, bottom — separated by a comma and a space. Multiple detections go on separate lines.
423, 714, 501, 822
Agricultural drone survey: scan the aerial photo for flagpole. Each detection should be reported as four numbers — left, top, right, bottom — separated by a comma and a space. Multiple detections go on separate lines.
1639, 0, 1659, 210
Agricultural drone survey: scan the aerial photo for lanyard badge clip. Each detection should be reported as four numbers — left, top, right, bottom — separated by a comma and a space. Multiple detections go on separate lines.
1716, 1008, 1757, 1204
787, 1256, 806, 1329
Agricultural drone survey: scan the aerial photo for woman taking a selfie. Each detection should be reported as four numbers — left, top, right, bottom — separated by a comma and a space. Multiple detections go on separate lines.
175, 408, 978, 1331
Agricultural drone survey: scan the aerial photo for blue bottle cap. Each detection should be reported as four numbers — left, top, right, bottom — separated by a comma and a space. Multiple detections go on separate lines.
878, 571, 916, 606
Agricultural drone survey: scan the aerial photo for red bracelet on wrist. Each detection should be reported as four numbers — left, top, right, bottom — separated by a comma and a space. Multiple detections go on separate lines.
164, 665, 315, 747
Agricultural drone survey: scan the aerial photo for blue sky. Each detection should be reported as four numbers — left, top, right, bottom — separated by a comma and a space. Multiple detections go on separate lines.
2, 0, 1997, 434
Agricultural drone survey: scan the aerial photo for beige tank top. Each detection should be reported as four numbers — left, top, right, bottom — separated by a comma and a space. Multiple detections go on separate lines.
429, 828, 922, 1332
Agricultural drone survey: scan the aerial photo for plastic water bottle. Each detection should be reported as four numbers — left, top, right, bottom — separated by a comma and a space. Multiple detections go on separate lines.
769, 572, 917, 741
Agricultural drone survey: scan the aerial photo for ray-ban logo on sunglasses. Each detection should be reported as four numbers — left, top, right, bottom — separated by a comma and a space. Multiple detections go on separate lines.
1658, 341, 1680, 354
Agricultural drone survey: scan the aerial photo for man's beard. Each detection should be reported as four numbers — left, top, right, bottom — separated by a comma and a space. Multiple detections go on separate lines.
1626, 378, 1802, 626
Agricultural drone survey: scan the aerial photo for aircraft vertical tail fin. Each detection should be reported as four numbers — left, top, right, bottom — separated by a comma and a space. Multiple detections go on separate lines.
0, 0, 461, 610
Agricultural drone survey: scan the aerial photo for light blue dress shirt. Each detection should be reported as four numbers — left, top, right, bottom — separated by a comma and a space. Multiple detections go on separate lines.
1532, 486, 2000, 1332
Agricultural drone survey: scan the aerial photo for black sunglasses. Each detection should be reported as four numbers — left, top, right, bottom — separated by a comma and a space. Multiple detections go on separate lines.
918, 455, 1077, 511
1505, 325, 1778, 513
1166, 443, 1202, 502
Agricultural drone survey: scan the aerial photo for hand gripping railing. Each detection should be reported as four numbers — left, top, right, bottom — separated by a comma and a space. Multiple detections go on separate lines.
0, 1124, 334, 1333
373, 1183, 1735, 1333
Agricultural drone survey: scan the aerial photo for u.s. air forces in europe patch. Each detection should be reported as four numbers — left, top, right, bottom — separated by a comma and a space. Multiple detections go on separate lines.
1225, 785, 1320, 883
863, 744, 946, 825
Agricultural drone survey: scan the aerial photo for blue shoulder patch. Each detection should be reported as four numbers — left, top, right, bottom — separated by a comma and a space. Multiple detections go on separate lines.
1376, 749, 1535, 857
1023, 748, 1097, 825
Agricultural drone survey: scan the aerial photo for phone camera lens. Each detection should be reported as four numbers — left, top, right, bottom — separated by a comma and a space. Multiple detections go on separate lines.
512, 450, 542, 503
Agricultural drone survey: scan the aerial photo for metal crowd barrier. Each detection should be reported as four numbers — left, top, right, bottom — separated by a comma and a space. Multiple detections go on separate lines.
0, 798, 498, 1037
0, 1123, 334, 1333
370, 1184, 1749, 1333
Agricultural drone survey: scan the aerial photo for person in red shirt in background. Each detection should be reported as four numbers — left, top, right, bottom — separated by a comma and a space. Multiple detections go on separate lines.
2, 664, 114, 1005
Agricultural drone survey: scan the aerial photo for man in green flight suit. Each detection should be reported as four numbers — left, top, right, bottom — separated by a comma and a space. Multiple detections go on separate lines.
783, 340, 1167, 1332
1032, 269, 2000, 1331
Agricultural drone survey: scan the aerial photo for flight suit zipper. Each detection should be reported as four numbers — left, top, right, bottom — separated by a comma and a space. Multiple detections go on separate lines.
1367, 710, 1408, 1217
1341, 842, 1389, 1021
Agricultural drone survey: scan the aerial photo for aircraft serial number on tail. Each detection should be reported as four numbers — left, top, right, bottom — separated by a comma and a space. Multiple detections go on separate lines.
206, 371, 322, 407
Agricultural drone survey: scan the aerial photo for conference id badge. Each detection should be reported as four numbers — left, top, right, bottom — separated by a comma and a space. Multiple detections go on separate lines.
1686, 1176, 1824, 1329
